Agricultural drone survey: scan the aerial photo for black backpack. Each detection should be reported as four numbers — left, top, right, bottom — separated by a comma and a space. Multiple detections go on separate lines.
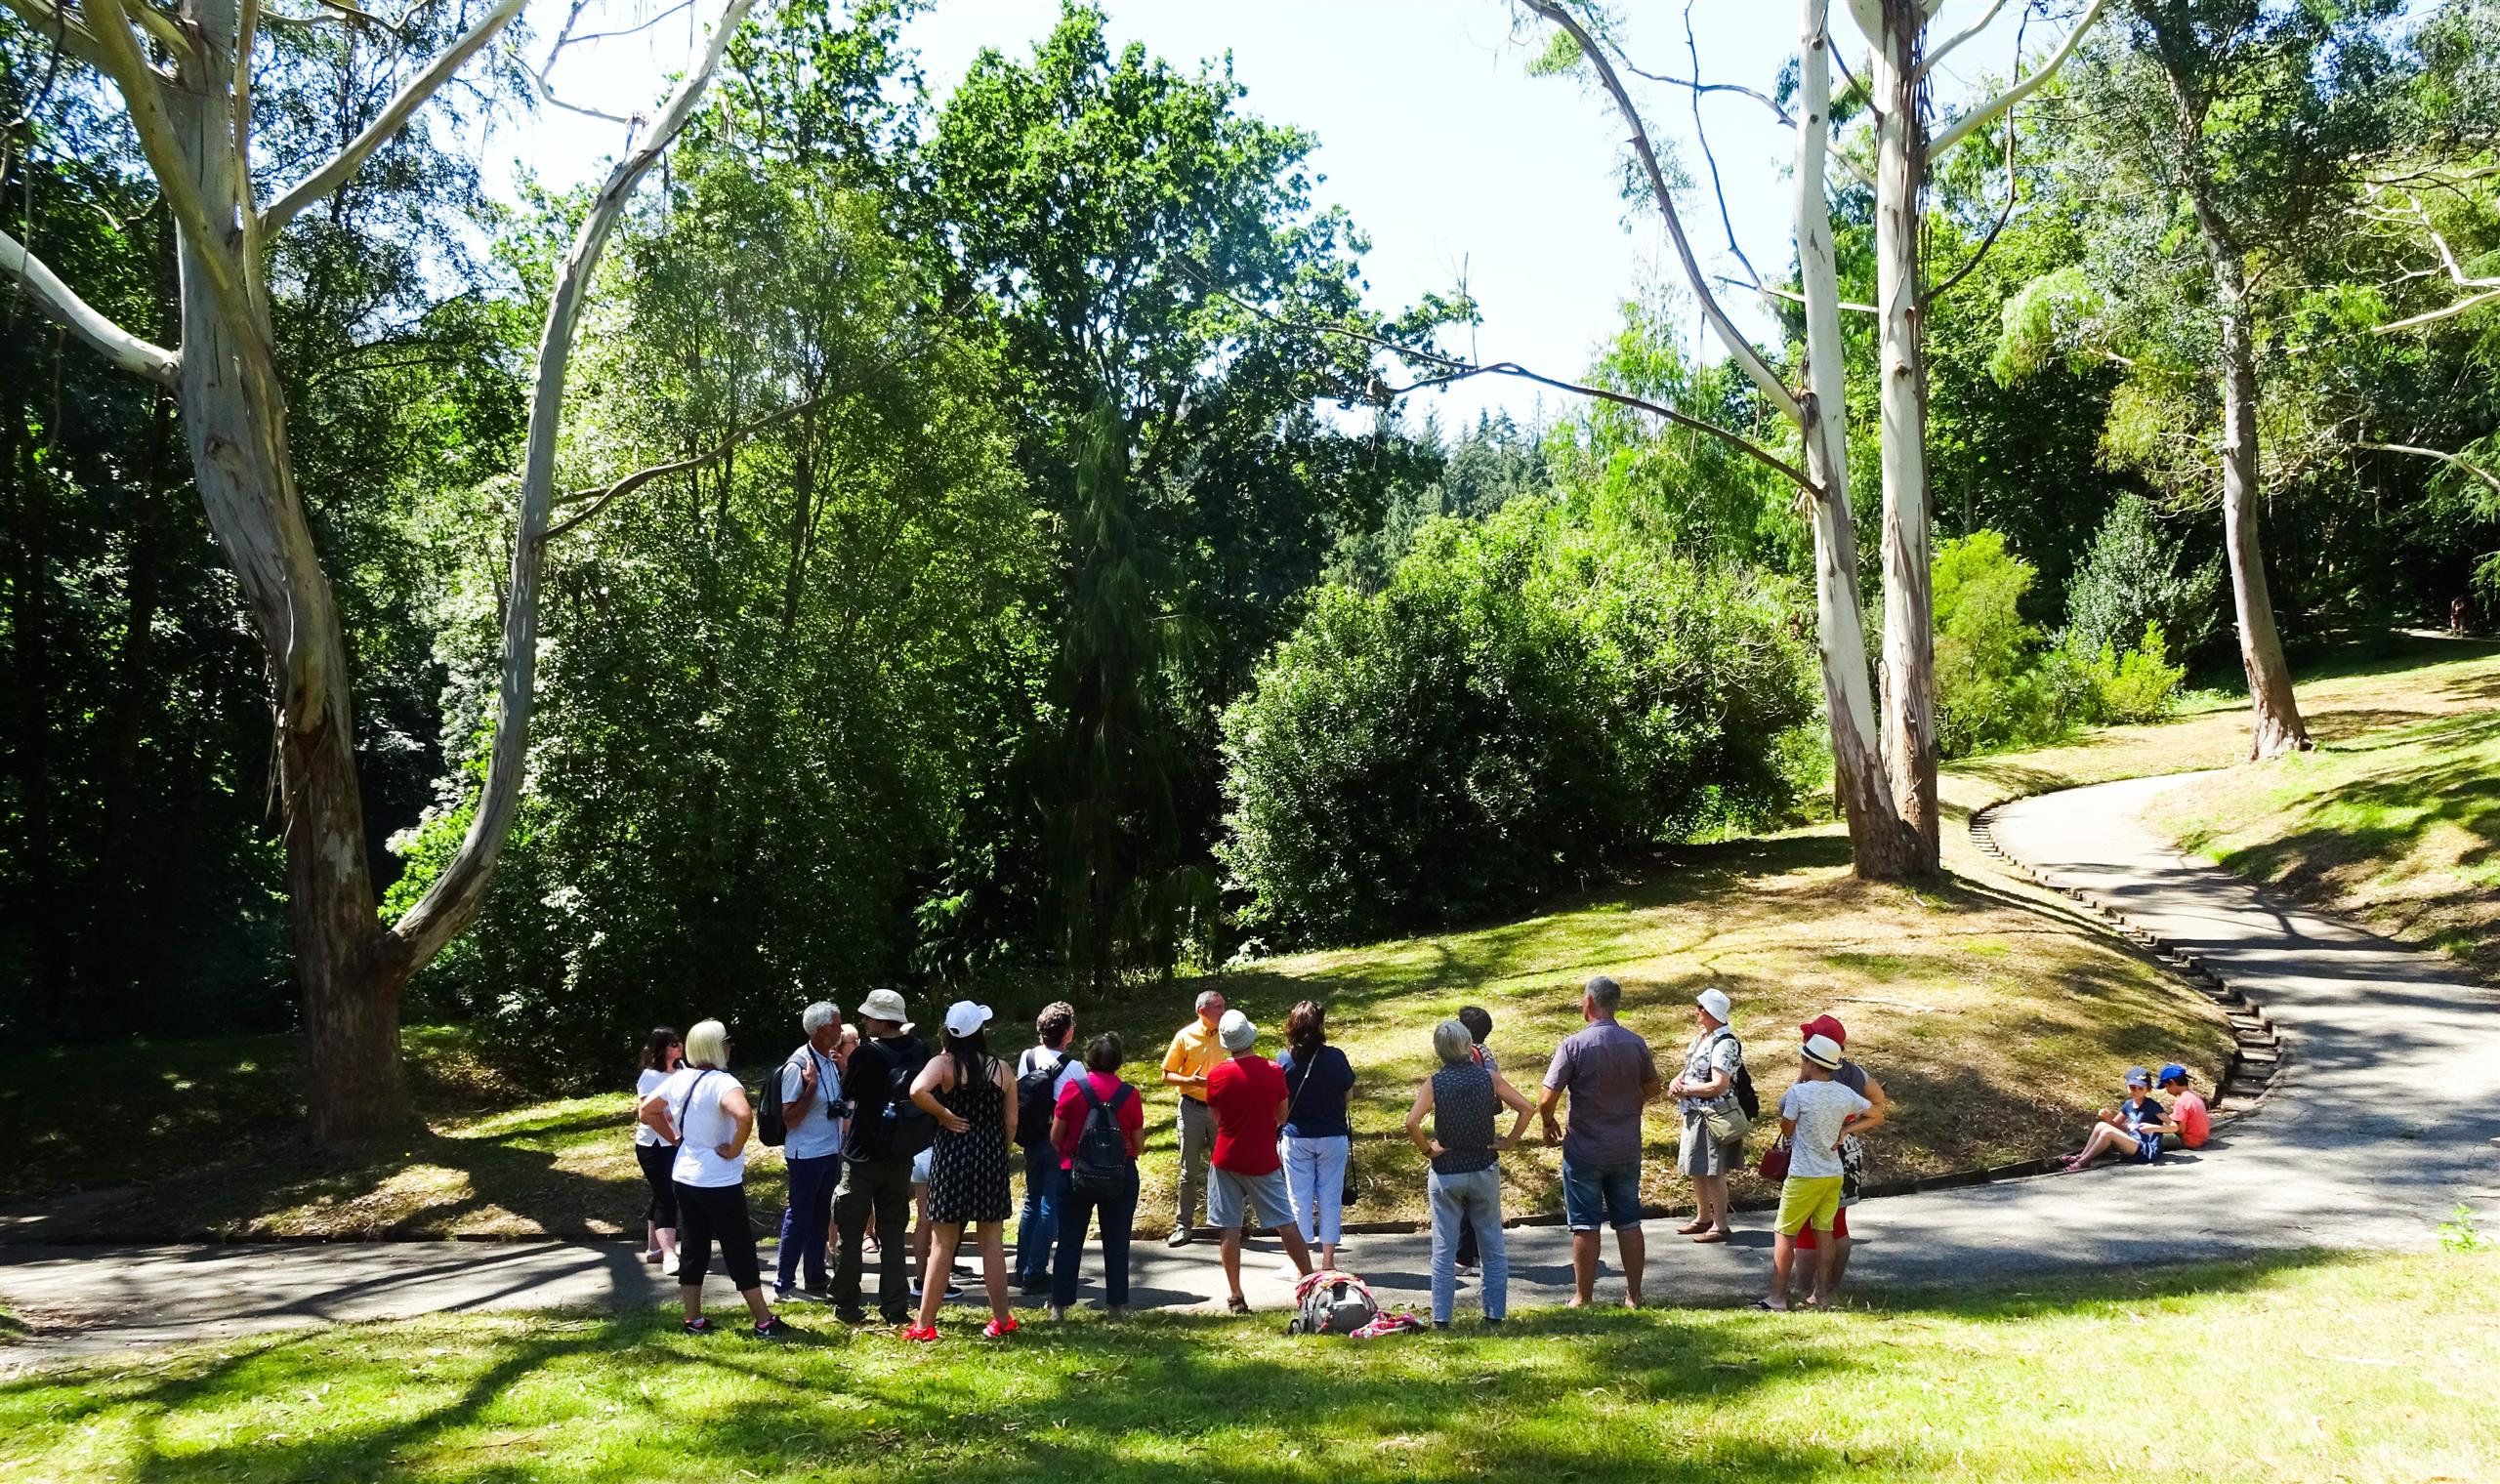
1015, 1051, 1065, 1151
1710, 1025, 1761, 1121
757, 1056, 792, 1148
1067, 1078, 1134, 1198
870, 1037, 937, 1160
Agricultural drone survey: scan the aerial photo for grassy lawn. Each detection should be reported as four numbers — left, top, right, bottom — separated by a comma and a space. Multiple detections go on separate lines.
3, 1250, 2492, 1481
2, 832, 2229, 1242
1938, 631, 2500, 820
2148, 706, 2500, 983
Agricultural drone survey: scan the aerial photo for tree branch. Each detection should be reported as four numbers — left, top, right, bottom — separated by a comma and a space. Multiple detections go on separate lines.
1918, 0, 2007, 80
261, 0, 524, 237
1683, 0, 1764, 289
544, 388, 832, 538
81, 0, 255, 327
1524, 0, 1803, 423
0, 227, 179, 384
1617, 34, 1876, 190
2354, 440, 2500, 495
1931, 0, 2107, 158
384, 0, 760, 974
0, 0, 107, 68
2374, 287, 2500, 334
1924, 99, 2020, 305
1720, 274, 1876, 313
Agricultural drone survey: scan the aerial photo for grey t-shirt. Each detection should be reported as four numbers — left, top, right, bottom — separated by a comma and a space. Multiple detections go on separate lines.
1543, 1020, 1658, 1167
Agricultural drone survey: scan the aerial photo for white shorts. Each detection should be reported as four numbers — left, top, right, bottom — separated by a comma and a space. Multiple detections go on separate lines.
911, 1148, 932, 1186
1207, 1165, 1295, 1231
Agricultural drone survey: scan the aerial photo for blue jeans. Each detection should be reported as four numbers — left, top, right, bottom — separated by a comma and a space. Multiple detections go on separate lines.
1017, 1143, 1062, 1287
1429, 1165, 1507, 1323
776, 1153, 841, 1293
1281, 1134, 1350, 1247
1561, 1155, 1643, 1232
1052, 1165, 1140, 1309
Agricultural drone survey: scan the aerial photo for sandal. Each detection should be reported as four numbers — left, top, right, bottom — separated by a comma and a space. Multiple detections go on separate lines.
1674, 1217, 1711, 1235
1691, 1228, 1730, 1244
1226, 1296, 1252, 1315
1749, 1297, 1786, 1312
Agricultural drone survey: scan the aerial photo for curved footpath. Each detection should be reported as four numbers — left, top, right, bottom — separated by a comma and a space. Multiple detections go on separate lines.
6, 773, 2497, 1363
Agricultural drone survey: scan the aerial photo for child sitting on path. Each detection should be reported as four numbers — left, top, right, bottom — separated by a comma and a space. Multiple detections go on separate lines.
2060, 1067, 2167, 1172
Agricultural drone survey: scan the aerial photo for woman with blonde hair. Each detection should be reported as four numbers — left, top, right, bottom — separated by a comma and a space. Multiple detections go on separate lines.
637, 1019, 797, 1340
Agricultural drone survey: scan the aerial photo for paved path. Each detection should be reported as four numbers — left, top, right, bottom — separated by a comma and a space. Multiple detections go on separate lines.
7, 773, 2497, 1363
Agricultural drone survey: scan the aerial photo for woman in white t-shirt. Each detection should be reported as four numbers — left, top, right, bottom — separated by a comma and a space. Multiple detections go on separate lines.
635, 1027, 685, 1274
636, 1019, 797, 1340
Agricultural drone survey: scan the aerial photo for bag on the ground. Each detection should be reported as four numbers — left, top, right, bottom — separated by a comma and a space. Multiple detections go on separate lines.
1016, 1051, 1064, 1151
1287, 1268, 1379, 1337
1350, 1308, 1430, 1340
757, 1060, 791, 1148
1068, 1078, 1135, 1198
860, 1037, 937, 1161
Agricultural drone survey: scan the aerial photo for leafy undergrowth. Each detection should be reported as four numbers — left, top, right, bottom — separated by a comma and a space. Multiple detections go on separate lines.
2, 833, 2229, 1241
2148, 707, 2500, 984
4, 1251, 2493, 1482
1938, 632, 2500, 821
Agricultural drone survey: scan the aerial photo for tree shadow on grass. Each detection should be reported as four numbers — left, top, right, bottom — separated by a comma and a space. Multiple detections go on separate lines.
5, 1251, 2367, 1484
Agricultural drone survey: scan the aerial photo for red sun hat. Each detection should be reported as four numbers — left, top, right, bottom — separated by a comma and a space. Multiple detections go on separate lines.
1798, 1013, 1848, 1047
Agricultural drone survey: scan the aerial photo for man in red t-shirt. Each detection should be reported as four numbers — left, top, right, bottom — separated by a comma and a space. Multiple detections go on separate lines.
1204, 1009, 1315, 1311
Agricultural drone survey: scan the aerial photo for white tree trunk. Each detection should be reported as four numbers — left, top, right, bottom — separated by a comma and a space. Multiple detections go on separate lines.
1797, 0, 1920, 878
1856, 0, 1942, 872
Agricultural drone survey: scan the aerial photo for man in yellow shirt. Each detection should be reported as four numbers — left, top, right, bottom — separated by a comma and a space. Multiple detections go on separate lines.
1160, 989, 1227, 1247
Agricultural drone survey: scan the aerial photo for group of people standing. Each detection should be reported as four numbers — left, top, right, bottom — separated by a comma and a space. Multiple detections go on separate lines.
627, 975, 1919, 1339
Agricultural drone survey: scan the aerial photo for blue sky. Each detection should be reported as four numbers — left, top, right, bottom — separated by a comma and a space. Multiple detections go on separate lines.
517, 0, 2047, 430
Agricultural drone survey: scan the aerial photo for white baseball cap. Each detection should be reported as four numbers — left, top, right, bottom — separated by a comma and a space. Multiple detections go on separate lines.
1801, 1033, 1844, 1069
942, 1001, 993, 1038
1696, 986, 1732, 1021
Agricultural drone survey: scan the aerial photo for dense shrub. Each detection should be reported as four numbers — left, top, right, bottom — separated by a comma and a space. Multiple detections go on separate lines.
1216, 499, 1815, 947
1936, 530, 2189, 758
2061, 494, 2223, 664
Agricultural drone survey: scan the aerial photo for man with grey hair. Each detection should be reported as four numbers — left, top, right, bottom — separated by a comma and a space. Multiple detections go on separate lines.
1159, 988, 1227, 1246
773, 1000, 847, 1302
1539, 973, 1663, 1307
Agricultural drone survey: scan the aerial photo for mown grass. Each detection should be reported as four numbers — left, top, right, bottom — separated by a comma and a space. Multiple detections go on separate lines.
2, 832, 2229, 1242
3, 1250, 2492, 1482
1938, 631, 2500, 822
2148, 706, 2500, 984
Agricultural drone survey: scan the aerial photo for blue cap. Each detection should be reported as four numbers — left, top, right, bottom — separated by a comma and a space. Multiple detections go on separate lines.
2157, 1063, 2189, 1086
2124, 1066, 2151, 1088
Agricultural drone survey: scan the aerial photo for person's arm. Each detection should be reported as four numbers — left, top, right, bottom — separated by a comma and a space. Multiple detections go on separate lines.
784, 1056, 817, 1120
1405, 1081, 1439, 1159
1494, 1069, 1535, 1151
715, 1082, 755, 1160
1843, 1073, 1889, 1136
1640, 1050, 1665, 1105
912, 1057, 970, 1134
1051, 1101, 1077, 1151
997, 1060, 1020, 1147
637, 1090, 678, 1144
1536, 1082, 1564, 1146
1683, 1066, 1730, 1101
1161, 1034, 1203, 1091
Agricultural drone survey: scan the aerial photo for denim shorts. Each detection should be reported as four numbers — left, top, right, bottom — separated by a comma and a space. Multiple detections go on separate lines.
1561, 1156, 1644, 1232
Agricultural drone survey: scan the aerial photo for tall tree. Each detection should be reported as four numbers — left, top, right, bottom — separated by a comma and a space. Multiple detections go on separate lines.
0, 0, 756, 1141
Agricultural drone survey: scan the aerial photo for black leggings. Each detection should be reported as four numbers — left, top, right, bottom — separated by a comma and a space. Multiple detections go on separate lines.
673, 1179, 761, 1293
638, 1142, 679, 1230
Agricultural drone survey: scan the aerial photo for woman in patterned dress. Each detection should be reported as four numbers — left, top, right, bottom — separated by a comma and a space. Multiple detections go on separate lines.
904, 1000, 1019, 1340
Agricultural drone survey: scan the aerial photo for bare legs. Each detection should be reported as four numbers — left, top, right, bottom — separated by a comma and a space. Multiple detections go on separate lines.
1690, 1174, 1731, 1239
680, 1281, 772, 1327
1566, 1227, 1646, 1307
2065, 1121, 2138, 1170
1220, 1222, 1313, 1305
915, 1220, 1010, 1331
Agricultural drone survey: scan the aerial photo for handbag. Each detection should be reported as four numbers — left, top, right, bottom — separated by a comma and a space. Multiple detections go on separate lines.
1756, 1137, 1791, 1183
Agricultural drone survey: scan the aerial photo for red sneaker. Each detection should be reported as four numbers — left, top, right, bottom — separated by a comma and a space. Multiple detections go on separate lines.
982, 1316, 1019, 1339
902, 1323, 938, 1343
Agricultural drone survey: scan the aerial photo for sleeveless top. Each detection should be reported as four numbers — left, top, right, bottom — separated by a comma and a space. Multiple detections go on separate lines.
1429, 1062, 1499, 1175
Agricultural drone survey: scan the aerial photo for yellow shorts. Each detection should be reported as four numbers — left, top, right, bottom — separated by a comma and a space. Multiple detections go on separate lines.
1775, 1175, 1844, 1236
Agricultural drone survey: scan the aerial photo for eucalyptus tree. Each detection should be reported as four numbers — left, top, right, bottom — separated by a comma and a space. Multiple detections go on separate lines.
1521, 0, 2102, 874
0, 0, 756, 1141
2020, 1, 2406, 758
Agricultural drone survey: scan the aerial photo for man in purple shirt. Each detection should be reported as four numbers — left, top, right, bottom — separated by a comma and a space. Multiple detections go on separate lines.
1538, 974, 1663, 1307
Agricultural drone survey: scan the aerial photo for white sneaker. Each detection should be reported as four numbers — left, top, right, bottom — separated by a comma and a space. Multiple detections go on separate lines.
661, 1252, 681, 1277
